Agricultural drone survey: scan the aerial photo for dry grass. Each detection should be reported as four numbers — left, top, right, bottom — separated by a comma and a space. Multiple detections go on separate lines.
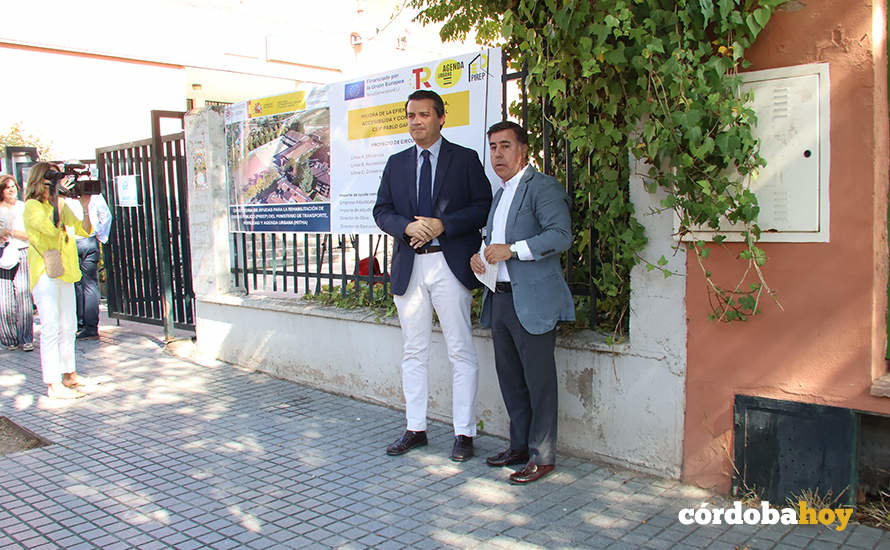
735, 480, 762, 508
785, 487, 849, 517
858, 489, 890, 529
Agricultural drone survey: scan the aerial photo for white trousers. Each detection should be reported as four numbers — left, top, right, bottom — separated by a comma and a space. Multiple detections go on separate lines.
393, 252, 478, 437
32, 274, 77, 385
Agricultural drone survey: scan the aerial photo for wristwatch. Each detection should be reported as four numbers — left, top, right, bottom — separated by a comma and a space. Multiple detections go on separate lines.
508, 243, 519, 260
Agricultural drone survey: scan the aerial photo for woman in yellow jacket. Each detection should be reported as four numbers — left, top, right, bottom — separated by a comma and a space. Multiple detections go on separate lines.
23, 162, 92, 399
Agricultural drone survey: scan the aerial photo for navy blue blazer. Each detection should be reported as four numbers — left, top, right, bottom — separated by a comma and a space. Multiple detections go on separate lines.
373, 138, 492, 296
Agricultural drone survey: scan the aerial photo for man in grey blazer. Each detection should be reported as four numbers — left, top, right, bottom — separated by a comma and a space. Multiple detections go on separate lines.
470, 121, 574, 484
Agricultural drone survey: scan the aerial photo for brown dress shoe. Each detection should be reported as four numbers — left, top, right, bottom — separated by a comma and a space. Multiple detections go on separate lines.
386, 430, 428, 456
486, 448, 529, 467
509, 461, 555, 484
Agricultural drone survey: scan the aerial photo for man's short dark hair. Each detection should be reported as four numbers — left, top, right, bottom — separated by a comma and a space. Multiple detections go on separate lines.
405, 90, 445, 117
487, 120, 528, 146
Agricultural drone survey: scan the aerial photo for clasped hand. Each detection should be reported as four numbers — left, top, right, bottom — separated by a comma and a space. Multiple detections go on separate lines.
470, 244, 512, 274
405, 216, 444, 248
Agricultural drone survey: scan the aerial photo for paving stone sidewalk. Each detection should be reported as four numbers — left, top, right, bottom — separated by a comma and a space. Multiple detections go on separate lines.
0, 315, 887, 549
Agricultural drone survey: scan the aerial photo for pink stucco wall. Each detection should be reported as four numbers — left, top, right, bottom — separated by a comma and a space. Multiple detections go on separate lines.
683, 0, 890, 492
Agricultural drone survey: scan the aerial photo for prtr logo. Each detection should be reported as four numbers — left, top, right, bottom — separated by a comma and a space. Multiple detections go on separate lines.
412, 67, 432, 89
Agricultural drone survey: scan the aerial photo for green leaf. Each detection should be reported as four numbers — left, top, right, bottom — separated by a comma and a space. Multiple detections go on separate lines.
745, 13, 762, 36
686, 126, 703, 150
739, 295, 756, 311
752, 246, 767, 266
753, 7, 771, 29
698, 0, 714, 26
731, 40, 745, 61
547, 78, 566, 96
647, 37, 665, 54
604, 44, 627, 65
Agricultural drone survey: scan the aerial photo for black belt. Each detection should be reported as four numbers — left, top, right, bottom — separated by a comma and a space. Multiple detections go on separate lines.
495, 282, 512, 293
415, 246, 442, 255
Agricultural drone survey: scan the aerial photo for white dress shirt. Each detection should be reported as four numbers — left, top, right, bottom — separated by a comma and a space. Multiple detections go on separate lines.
415, 137, 442, 246
65, 194, 113, 244
491, 164, 533, 282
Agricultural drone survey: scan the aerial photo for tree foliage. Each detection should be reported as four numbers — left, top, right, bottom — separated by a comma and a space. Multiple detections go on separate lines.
0, 122, 55, 161
413, 0, 784, 335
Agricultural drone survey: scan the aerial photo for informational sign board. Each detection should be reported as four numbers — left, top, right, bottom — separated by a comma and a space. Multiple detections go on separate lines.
115, 174, 139, 207
225, 48, 502, 234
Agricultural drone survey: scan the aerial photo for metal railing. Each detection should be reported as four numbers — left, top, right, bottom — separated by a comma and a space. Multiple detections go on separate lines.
231, 233, 390, 301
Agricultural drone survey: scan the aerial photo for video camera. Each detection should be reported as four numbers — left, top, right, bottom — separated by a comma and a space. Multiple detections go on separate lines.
43, 163, 101, 198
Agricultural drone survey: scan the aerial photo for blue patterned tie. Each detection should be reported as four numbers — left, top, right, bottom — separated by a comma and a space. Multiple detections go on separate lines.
418, 149, 432, 217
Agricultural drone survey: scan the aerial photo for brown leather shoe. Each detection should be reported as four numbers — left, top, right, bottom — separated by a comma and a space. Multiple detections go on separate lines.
509, 461, 555, 484
386, 430, 428, 456
486, 448, 529, 467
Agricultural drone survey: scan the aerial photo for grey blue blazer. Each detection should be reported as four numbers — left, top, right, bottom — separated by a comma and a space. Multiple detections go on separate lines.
479, 165, 575, 334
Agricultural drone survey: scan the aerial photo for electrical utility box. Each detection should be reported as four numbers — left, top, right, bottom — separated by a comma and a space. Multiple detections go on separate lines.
680, 62, 830, 243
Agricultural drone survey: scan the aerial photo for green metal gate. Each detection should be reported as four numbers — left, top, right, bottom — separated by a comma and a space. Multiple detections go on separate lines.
96, 111, 194, 338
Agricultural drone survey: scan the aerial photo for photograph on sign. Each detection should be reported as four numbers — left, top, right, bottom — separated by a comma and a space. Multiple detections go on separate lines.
225, 89, 331, 232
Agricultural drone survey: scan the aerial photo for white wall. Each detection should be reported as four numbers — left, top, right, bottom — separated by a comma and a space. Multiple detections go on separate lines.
0, 47, 185, 159
185, 107, 687, 478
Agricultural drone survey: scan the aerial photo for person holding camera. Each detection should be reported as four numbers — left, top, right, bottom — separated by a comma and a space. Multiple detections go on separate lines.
0, 174, 34, 352
23, 162, 93, 399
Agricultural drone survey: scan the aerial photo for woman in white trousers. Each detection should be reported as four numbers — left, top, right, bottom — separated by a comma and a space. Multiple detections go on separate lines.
23, 163, 92, 399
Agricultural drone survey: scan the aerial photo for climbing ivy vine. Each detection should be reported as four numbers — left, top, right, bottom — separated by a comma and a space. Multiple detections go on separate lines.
413, 0, 785, 337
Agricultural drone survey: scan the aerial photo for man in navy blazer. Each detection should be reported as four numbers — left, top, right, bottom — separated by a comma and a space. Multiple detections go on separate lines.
471, 121, 574, 484
373, 90, 492, 462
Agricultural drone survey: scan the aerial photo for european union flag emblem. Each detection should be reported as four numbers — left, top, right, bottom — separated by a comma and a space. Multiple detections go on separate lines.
345, 81, 365, 101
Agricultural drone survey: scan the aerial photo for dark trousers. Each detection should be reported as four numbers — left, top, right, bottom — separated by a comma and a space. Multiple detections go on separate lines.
491, 291, 558, 465
75, 236, 100, 334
